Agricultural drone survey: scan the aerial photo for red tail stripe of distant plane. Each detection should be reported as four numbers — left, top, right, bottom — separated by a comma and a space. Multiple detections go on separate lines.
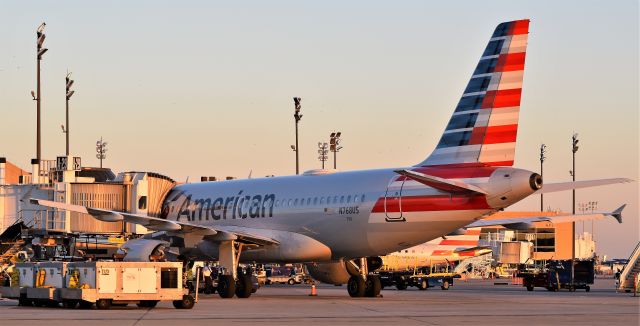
431, 250, 476, 257
439, 239, 478, 246
372, 195, 491, 213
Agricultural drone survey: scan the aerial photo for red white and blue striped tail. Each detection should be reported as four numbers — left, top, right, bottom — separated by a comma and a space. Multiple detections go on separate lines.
420, 19, 530, 168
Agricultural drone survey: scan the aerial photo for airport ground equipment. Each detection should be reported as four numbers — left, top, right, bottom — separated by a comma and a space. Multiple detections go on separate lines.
617, 241, 640, 293
519, 260, 594, 292
1, 261, 194, 309
59, 261, 193, 309
380, 264, 458, 291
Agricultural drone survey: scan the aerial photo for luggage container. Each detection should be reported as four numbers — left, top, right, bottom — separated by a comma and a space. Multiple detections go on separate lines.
0, 262, 39, 306
27, 262, 69, 306
60, 261, 194, 309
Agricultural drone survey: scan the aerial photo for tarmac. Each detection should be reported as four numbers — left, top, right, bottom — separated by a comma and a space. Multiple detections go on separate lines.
0, 278, 638, 326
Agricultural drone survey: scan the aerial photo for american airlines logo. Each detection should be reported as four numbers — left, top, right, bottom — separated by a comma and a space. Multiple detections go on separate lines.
168, 191, 276, 221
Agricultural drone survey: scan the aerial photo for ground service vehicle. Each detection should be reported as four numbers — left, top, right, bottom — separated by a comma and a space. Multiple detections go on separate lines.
519, 260, 595, 292
1, 261, 195, 309
380, 264, 458, 291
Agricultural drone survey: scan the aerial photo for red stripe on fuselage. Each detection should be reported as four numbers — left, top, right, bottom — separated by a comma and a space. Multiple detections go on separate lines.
372, 195, 490, 213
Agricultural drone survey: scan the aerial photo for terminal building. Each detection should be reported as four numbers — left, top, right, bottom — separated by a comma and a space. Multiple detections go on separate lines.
0, 156, 174, 260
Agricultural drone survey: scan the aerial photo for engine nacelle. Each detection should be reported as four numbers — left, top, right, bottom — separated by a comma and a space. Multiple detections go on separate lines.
305, 260, 353, 285
119, 238, 169, 262
305, 256, 383, 285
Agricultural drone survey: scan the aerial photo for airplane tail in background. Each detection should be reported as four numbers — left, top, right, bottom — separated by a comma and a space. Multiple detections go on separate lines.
420, 20, 530, 168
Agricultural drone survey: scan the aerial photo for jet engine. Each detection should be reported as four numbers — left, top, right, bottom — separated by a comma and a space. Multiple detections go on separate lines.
119, 238, 170, 262
305, 257, 383, 285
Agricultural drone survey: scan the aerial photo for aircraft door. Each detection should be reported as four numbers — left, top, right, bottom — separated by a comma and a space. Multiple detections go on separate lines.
384, 177, 405, 222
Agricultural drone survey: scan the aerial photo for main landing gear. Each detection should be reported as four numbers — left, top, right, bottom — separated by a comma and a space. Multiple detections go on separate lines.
216, 240, 254, 298
347, 258, 381, 298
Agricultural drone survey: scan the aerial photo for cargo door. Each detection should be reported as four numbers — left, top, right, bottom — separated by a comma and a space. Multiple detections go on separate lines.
384, 177, 405, 222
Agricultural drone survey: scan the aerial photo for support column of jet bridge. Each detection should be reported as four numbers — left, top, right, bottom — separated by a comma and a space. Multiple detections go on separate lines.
0, 158, 6, 232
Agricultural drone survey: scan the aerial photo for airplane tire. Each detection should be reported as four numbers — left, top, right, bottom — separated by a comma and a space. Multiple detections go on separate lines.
365, 275, 382, 297
418, 280, 428, 291
347, 276, 366, 297
218, 275, 236, 298
396, 281, 407, 291
441, 280, 450, 290
236, 275, 253, 298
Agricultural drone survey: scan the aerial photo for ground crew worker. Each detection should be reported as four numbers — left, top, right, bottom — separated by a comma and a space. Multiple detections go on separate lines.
203, 263, 213, 293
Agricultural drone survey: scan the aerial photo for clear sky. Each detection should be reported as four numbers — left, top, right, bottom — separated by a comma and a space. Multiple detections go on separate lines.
1, 0, 638, 257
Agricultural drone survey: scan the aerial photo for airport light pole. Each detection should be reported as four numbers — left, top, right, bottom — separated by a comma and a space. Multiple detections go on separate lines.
330, 132, 342, 169
540, 144, 546, 211
34, 22, 48, 176
62, 72, 75, 156
318, 142, 328, 169
569, 133, 579, 289
96, 137, 108, 168
293, 97, 303, 175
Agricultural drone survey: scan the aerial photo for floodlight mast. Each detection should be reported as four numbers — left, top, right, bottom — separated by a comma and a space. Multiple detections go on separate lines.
539, 143, 546, 211
35, 22, 48, 178
64, 72, 75, 156
293, 97, 303, 175
569, 133, 579, 290
330, 132, 342, 169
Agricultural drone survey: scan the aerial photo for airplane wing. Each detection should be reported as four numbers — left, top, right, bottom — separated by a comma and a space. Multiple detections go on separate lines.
29, 198, 279, 246
394, 169, 488, 195
536, 178, 632, 194
466, 205, 626, 230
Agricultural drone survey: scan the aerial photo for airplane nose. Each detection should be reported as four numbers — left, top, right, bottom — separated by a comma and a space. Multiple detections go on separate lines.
529, 173, 543, 190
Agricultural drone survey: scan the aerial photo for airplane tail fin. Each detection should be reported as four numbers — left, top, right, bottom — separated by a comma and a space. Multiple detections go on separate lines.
420, 20, 530, 167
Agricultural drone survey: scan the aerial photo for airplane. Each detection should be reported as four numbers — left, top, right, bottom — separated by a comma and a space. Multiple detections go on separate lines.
31, 19, 631, 299
380, 228, 489, 272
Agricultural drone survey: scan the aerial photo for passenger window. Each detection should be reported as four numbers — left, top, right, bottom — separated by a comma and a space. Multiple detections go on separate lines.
326, 196, 331, 205
320, 197, 325, 205
313, 197, 318, 205
307, 198, 312, 205
340, 196, 345, 203
347, 195, 351, 203
353, 195, 358, 203
361, 194, 365, 202
294, 198, 298, 206
275, 200, 280, 207
288, 199, 292, 206
334, 195, 338, 203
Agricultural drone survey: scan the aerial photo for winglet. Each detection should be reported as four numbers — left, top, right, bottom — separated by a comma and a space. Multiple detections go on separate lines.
611, 204, 626, 223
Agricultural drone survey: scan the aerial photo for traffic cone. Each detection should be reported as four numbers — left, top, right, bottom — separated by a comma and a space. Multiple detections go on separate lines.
309, 284, 317, 296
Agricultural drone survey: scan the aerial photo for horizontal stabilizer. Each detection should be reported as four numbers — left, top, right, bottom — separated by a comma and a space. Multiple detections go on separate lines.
467, 205, 626, 229
394, 169, 488, 195
536, 178, 633, 194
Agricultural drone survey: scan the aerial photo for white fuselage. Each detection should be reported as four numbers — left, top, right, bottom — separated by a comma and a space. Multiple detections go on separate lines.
160, 166, 538, 262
